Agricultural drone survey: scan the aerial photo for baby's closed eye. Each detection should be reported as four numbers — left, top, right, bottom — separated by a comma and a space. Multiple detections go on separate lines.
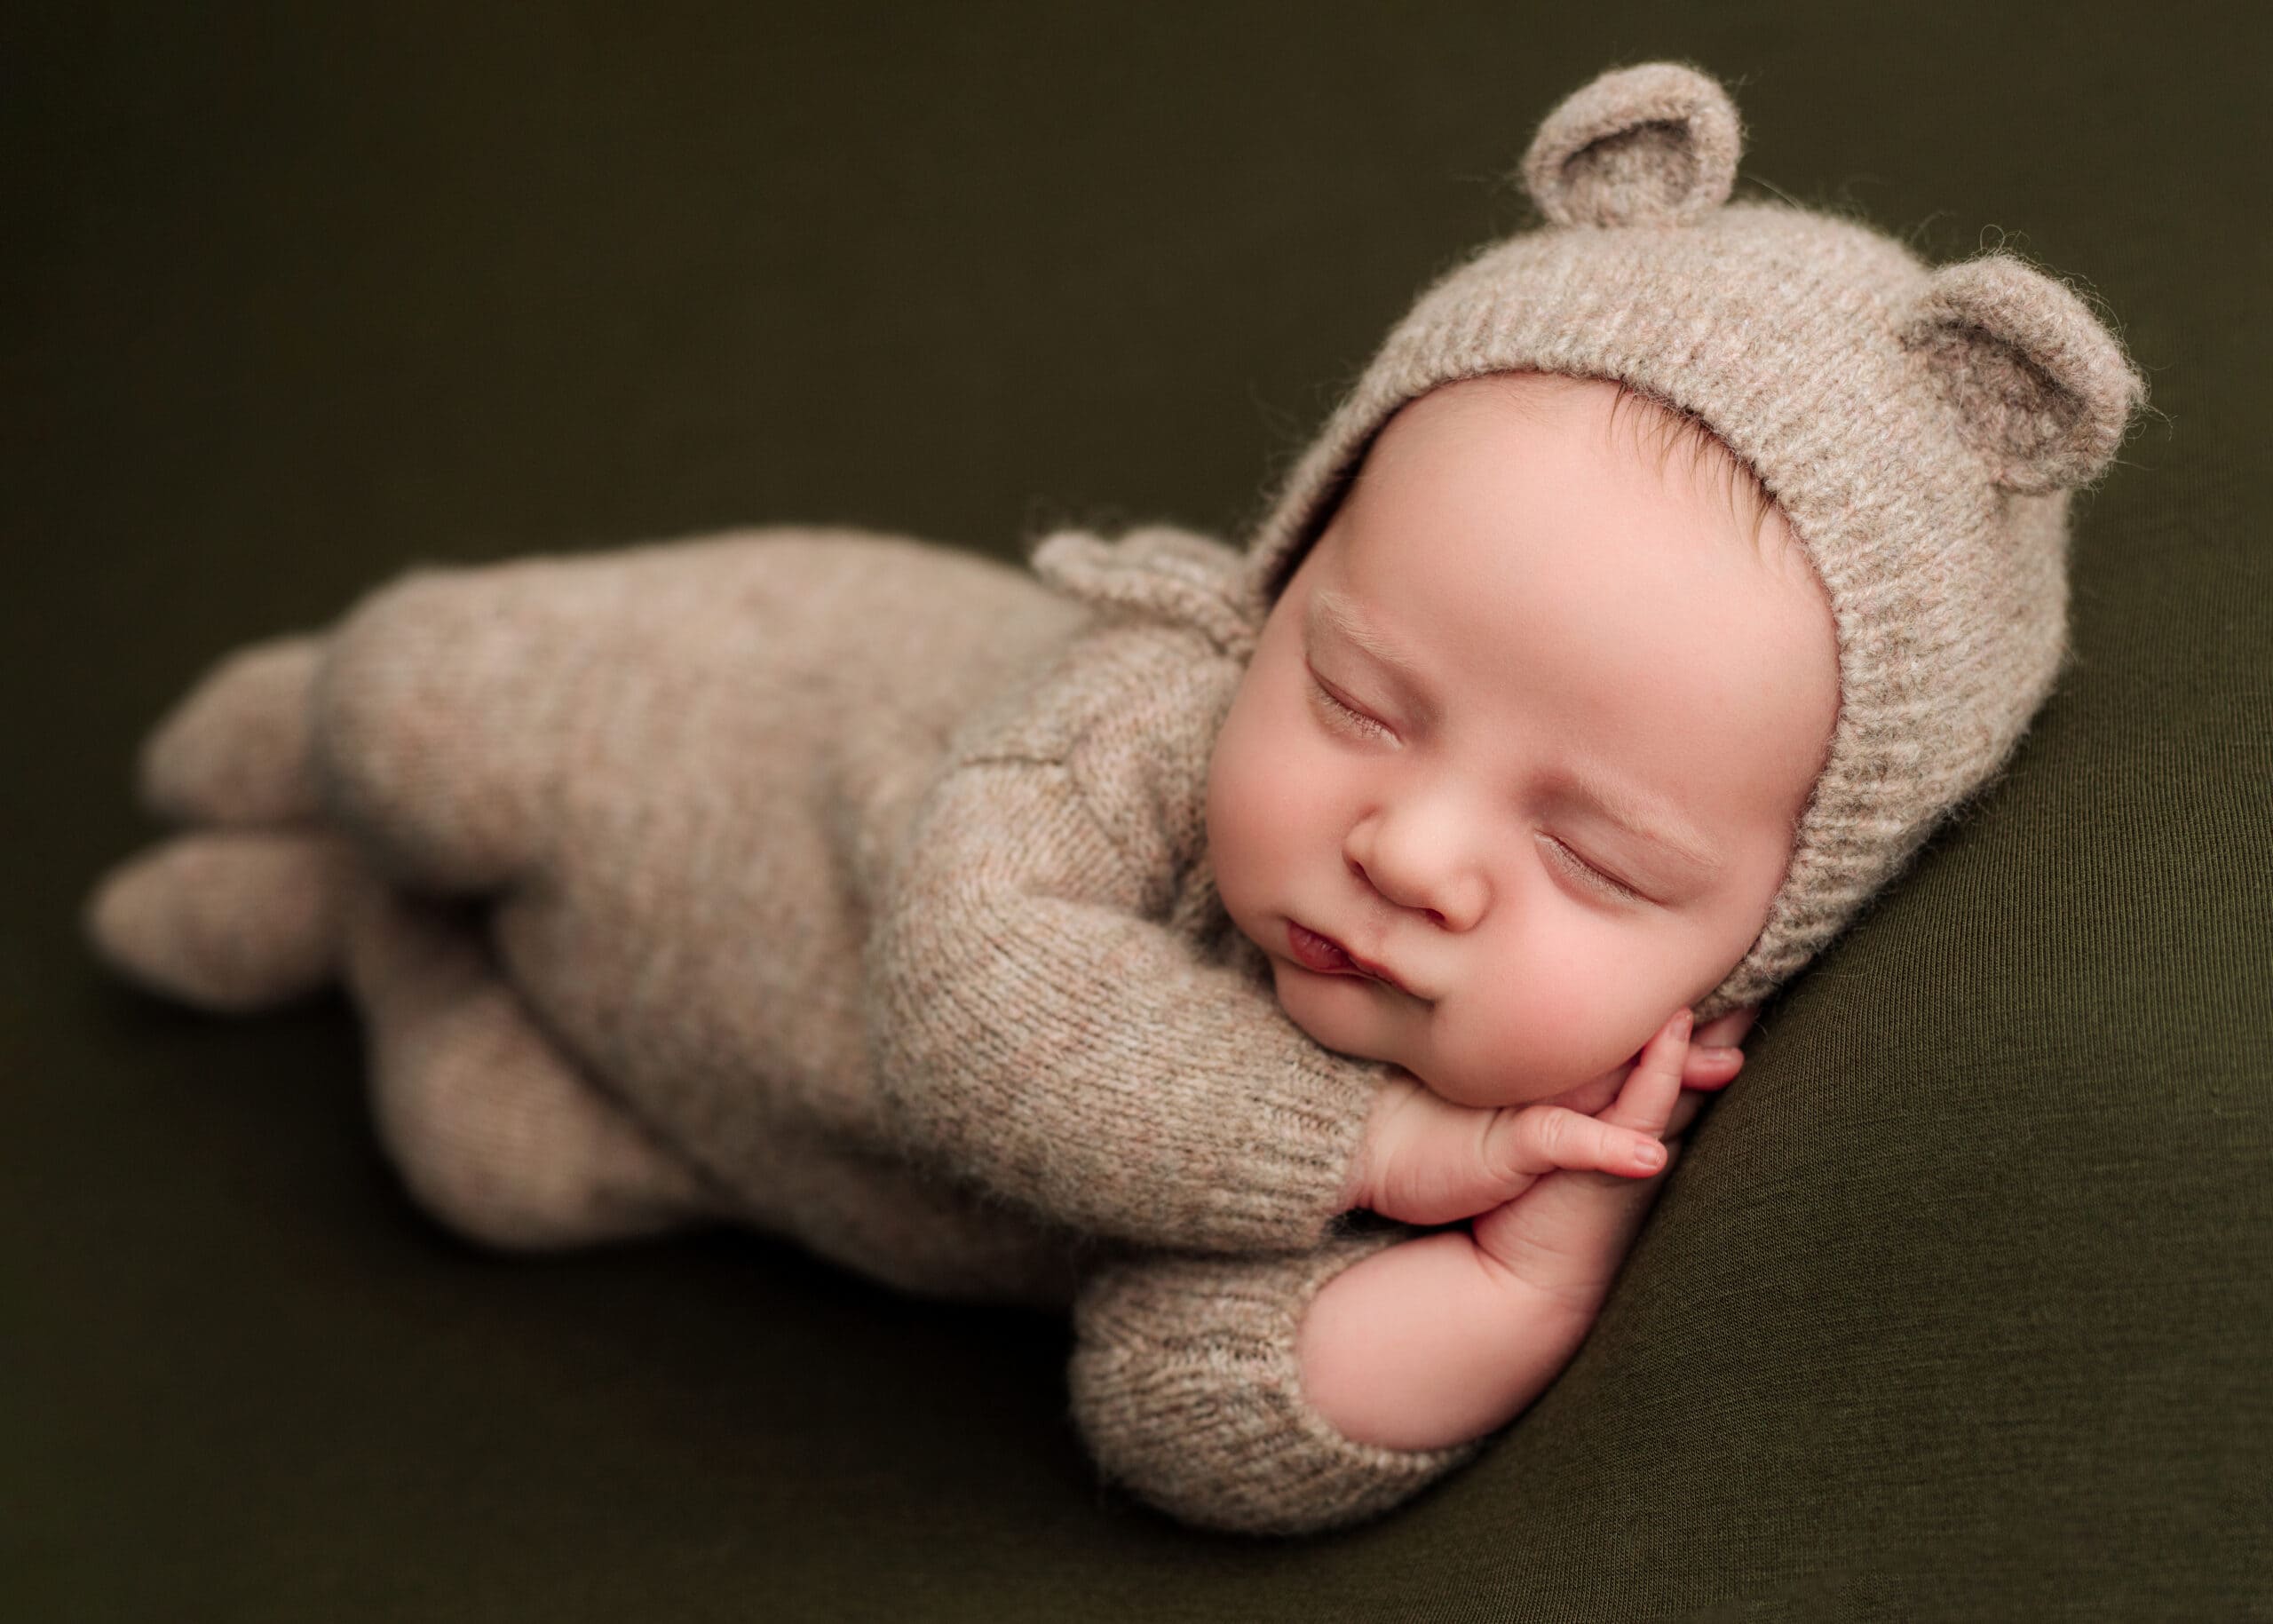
1308, 672, 1397, 745
1539, 834, 1646, 904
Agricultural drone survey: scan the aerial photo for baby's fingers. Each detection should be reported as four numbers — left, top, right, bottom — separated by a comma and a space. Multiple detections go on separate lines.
1679, 1043, 1743, 1090
1495, 1104, 1668, 1181
1664, 1085, 1713, 1142
1679, 1005, 1754, 1090
1694, 1004, 1758, 1050
1597, 1009, 1692, 1137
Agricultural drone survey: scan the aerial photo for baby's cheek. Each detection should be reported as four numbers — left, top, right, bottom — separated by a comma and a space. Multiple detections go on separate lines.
1203, 727, 1290, 913
1448, 964, 1621, 1106
1414, 993, 1544, 1107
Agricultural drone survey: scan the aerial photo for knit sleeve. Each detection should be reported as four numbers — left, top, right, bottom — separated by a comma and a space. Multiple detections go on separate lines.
862, 528, 1391, 1256
1067, 1223, 1485, 1534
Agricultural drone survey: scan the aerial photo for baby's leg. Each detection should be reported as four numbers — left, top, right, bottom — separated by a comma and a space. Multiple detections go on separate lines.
312, 567, 569, 896
1067, 1228, 1482, 1534
341, 872, 719, 1250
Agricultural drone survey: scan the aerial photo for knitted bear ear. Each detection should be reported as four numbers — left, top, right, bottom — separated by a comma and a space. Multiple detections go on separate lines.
1901, 254, 2147, 494
1519, 62, 1742, 228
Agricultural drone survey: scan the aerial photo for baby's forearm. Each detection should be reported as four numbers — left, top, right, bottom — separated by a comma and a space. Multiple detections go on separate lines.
1295, 1229, 1604, 1454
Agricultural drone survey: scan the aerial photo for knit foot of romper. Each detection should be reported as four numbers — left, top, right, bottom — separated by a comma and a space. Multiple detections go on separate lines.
82, 622, 721, 1249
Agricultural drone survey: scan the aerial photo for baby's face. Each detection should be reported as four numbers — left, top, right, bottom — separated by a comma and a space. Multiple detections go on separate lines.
1208, 373, 1840, 1111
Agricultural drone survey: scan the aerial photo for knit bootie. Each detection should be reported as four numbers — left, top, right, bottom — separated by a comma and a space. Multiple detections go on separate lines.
83, 633, 352, 1013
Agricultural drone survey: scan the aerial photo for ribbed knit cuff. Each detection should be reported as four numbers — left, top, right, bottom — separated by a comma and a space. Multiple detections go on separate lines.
1166, 1041, 1386, 1254
1067, 1224, 1485, 1535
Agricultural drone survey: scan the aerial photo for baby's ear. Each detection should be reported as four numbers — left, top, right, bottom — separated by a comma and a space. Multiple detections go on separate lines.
1901, 253, 2147, 494
1519, 62, 1741, 228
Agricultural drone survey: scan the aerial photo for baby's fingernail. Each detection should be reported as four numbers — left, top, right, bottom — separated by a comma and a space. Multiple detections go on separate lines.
1635, 1141, 1667, 1170
1703, 1045, 1741, 1064
1672, 1010, 1693, 1041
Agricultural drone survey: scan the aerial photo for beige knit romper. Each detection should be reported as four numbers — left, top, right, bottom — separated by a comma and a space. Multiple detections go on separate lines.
87, 523, 1477, 1534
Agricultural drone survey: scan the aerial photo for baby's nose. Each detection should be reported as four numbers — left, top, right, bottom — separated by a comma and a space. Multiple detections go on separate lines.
1348, 854, 1449, 927
1346, 848, 1484, 932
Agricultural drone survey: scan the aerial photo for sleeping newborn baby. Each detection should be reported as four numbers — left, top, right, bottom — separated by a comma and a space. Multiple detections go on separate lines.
82, 63, 2142, 1534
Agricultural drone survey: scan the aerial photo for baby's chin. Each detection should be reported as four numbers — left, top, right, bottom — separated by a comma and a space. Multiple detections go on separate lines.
1269, 961, 1405, 1069
1392, 1046, 1630, 1115
1532, 1067, 1628, 1117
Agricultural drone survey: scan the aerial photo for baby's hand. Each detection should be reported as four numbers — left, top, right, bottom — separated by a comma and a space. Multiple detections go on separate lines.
1468, 1010, 1716, 1307
1344, 1006, 1754, 1226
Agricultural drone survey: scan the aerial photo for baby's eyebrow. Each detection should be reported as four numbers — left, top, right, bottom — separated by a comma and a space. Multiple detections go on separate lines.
1306, 587, 1434, 701
1556, 764, 1726, 880
1306, 585, 1725, 881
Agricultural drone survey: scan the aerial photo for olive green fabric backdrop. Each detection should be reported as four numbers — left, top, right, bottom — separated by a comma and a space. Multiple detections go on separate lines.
7, 4, 2266, 1619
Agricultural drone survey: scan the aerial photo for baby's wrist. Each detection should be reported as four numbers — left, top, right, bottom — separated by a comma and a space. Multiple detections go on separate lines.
1340, 1069, 1411, 1213
1298, 1228, 1601, 1453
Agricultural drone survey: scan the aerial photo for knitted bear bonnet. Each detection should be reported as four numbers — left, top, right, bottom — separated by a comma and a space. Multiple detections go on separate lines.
1239, 61, 2146, 1019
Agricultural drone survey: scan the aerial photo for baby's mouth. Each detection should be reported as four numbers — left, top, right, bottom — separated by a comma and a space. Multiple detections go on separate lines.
1287, 921, 1411, 994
